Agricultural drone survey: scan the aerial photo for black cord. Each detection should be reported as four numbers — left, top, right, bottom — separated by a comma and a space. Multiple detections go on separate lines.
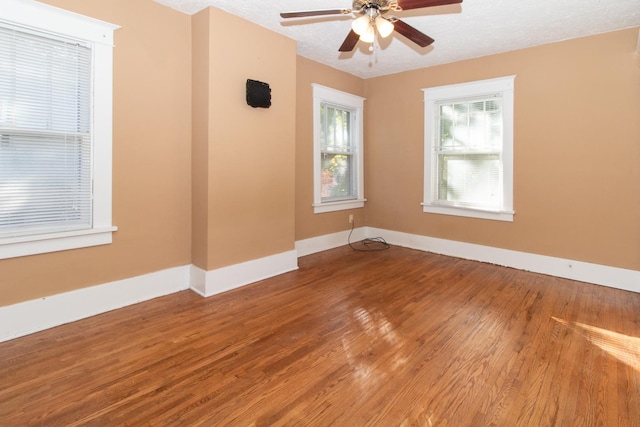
348, 219, 390, 252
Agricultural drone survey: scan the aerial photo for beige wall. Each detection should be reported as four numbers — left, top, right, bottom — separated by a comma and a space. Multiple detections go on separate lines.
191, 9, 211, 270
198, 8, 297, 269
295, 56, 367, 241
364, 28, 640, 270
0, 0, 193, 306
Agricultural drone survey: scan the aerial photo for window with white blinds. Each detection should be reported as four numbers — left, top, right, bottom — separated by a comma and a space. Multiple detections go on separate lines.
434, 97, 503, 210
422, 76, 515, 222
0, 0, 118, 259
312, 84, 366, 214
0, 25, 93, 238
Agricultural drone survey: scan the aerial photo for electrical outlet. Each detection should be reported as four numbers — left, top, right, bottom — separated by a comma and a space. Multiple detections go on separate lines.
349, 214, 354, 223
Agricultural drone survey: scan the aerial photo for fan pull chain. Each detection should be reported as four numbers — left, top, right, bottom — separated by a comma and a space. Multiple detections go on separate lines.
369, 28, 378, 52
369, 33, 380, 66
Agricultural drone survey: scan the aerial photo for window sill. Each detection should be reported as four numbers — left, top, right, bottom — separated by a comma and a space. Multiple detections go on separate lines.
314, 199, 366, 214
0, 226, 118, 259
421, 203, 514, 222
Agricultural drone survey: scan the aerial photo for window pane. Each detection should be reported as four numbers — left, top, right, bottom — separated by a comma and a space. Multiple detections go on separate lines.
321, 153, 354, 200
0, 26, 91, 133
0, 133, 92, 236
320, 104, 351, 153
438, 98, 503, 151
320, 101, 356, 202
435, 97, 503, 210
437, 153, 501, 209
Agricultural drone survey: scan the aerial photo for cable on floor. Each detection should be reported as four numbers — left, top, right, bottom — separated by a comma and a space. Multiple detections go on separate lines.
347, 219, 390, 252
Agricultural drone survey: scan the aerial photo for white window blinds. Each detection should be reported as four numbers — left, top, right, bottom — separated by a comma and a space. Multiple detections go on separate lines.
434, 97, 503, 210
0, 24, 93, 238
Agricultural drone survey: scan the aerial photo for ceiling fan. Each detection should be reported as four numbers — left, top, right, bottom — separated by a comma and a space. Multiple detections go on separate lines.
280, 0, 463, 52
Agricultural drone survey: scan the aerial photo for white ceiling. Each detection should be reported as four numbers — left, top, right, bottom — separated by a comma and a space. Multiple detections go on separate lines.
152, 0, 640, 78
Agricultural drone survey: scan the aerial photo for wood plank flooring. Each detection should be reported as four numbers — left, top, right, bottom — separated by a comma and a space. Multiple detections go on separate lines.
1, 245, 639, 426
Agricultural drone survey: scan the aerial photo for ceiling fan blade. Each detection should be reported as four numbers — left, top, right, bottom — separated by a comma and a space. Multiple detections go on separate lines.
339, 29, 360, 52
396, 0, 462, 10
392, 19, 435, 47
280, 9, 351, 18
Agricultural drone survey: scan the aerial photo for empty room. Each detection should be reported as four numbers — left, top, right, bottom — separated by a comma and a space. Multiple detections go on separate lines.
1, 0, 639, 425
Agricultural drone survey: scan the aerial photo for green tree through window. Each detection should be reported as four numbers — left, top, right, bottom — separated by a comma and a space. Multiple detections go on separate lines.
320, 103, 355, 201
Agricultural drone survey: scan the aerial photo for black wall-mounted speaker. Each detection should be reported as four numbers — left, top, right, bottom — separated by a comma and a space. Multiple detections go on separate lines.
246, 79, 271, 108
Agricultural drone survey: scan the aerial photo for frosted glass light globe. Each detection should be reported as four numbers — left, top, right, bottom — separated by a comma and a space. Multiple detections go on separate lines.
375, 16, 394, 38
351, 15, 370, 35
359, 24, 375, 43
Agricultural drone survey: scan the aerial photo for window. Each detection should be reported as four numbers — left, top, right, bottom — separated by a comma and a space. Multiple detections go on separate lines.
0, 0, 119, 259
312, 84, 366, 213
422, 76, 515, 222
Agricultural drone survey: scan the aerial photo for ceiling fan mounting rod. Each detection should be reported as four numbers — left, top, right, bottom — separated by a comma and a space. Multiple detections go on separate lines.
364, 6, 379, 19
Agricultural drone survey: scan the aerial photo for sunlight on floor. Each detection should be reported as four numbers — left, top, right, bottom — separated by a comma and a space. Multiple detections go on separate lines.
552, 316, 640, 371
340, 307, 410, 392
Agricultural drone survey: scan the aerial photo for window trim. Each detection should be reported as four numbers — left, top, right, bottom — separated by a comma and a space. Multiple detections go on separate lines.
312, 84, 366, 214
422, 76, 516, 222
0, 0, 119, 260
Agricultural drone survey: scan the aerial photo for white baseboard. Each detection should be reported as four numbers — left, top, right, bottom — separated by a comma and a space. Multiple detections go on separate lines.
369, 227, 640, 293
190, 250, 299, 297
3, 227, 637, 343
0, 250, 299, 343
0, 265, 191, 343
295, 227, 368, 257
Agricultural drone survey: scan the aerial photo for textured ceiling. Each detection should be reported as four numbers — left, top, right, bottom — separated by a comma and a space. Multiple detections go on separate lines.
152, 0, 640, 78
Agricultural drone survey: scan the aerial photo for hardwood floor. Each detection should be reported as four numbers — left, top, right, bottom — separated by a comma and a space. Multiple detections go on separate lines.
1, 245, 639, 426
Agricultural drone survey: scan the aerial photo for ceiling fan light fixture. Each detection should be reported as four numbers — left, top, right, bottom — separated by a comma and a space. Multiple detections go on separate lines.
280, 0, 463, 53
351, 14, 370, 35
375, 16, 394, 38
360, 24, 375, 43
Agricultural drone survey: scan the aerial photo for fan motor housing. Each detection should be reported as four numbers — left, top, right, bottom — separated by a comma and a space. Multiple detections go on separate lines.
353, 0, 391, 12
